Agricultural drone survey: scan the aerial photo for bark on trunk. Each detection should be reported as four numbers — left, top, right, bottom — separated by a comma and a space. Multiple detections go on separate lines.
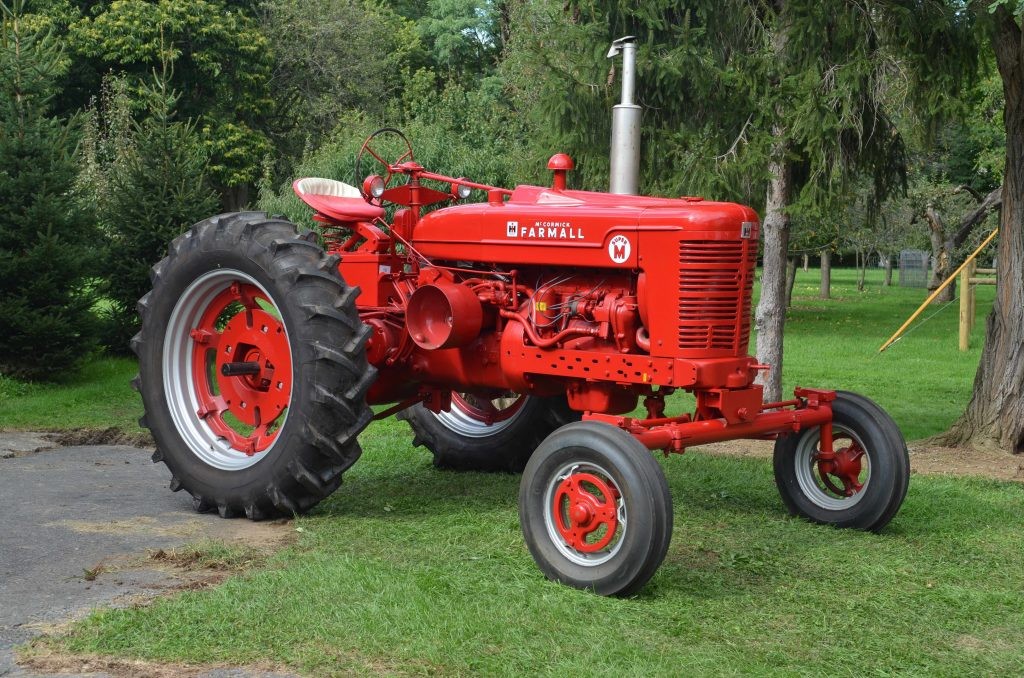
856, 250, 866, 292
802, 253, 809, 272
820, 249, 831, 299
883, 254, 893, 286
785, 256, 797, 307
754, 148, 792, 403
945, 8, 1024, 452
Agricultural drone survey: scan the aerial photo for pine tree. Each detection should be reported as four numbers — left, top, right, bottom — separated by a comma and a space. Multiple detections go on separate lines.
0, 0, 98, 380
504, 0, 977, 401
96, 63, 219, 351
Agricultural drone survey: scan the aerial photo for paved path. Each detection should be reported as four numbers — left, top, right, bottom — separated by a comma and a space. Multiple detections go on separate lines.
0, 441, 293, 677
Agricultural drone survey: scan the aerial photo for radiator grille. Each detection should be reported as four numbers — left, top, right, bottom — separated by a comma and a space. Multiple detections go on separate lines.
677, 240, 754, 354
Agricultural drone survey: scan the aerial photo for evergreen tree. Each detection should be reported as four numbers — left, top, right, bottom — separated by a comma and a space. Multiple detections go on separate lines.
94, 65, 218, 351
504, 0, 977, 401
0, 0, 98, 380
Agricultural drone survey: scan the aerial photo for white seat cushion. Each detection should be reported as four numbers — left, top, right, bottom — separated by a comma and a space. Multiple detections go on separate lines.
293, 177, 361, 198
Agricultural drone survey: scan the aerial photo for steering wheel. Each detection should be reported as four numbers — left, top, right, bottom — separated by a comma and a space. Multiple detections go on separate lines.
355, 127, 415, 202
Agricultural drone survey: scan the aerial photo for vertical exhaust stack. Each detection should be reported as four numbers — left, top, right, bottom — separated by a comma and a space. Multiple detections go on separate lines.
607, 36, 640, 195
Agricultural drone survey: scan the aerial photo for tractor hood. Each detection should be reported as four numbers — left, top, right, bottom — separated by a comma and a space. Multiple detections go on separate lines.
412, 184, 760, 269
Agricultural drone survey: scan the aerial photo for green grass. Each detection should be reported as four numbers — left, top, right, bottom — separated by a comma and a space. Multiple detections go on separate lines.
47, 429, 1024, 675
772, 267, 992, 441
22, 266, 1024, 675
0, 357, 143, 433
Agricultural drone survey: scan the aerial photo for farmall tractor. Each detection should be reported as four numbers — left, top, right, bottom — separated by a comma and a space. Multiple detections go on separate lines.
133, 38, 909, 595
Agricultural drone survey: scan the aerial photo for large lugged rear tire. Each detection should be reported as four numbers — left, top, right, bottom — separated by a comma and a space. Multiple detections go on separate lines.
773, 391, 909, 531
399, 393, 579, 472
132, 212, 375, 519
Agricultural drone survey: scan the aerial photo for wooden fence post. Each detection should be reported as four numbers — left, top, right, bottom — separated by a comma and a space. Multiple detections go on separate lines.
959, 259, 975, 352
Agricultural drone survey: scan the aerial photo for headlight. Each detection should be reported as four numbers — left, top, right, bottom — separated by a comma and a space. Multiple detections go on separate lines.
363, 175, 385, 198
452, 181, 472, 200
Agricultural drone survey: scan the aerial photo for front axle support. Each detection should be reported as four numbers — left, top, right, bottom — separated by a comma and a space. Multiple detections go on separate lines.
585, 387, 837, 454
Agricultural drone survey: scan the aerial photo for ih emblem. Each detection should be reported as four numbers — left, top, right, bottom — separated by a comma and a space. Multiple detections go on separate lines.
608, 234, 631, 264
506, 220, 519, 237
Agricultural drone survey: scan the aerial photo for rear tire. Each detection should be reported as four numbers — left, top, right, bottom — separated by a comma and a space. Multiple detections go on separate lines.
773, 391, 909, 531
400, 392, 579, 472
519, 421, 673, 596
132, 212, 375, 519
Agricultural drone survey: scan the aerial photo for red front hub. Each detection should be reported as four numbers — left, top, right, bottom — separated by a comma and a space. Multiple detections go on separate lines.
552, 471, 620, 553
817, 440, 866, 497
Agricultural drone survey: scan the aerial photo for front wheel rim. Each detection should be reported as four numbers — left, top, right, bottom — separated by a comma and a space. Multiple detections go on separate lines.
794, 424, 872, 511
542, 461, 627, 567
162, 269, 292, 471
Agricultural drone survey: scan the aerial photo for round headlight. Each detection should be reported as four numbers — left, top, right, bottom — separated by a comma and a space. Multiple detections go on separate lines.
363, 175, 385, 198
453, 182, 472, 200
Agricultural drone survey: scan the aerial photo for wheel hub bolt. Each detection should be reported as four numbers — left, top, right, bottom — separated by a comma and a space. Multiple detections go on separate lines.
570, 502, 593, 526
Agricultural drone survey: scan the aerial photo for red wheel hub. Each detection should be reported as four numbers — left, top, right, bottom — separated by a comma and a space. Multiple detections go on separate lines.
552, 471, 620, 553
189, 282, 292, 455
817, 439, 866, 497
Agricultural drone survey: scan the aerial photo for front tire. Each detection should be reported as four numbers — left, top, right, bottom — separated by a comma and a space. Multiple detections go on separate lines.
519, 421, 673, 596
132, 212, 375, 519
773, 391, 909, 531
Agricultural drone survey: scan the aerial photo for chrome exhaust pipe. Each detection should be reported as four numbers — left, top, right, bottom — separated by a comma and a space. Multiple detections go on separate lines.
607, 36, 640, 195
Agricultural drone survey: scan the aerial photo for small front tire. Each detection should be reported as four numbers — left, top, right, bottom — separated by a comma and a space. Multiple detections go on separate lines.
519, 421, 672, 596
773, 391, 909, 531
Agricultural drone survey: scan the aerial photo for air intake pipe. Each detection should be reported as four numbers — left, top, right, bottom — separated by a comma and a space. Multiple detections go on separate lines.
607, 36, 640, 195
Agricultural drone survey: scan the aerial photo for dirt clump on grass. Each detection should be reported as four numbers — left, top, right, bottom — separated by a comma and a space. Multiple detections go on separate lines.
18, 645, 295, 678
47, 426, 153, 448
698, 439, 1024, 482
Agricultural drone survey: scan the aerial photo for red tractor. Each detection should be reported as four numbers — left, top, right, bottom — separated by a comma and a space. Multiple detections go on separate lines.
133, 40, 909, 596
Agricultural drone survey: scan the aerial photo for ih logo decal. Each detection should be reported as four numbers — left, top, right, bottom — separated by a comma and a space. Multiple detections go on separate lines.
506, 220, 519, 237
608, 234, 631, 264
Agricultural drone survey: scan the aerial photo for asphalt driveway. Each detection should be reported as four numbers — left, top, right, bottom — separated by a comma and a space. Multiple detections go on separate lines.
0, 437, 293, 677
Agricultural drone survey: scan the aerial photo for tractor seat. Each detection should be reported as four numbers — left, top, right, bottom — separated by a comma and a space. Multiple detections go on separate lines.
292, 177, 385, 222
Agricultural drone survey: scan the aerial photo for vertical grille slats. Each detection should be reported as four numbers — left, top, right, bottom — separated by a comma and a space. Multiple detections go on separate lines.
677, 240, 754, 354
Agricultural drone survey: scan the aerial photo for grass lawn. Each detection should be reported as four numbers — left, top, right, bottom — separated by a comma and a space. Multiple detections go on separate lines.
0, 357, 142, 433
45, 429, 1024, 675
16, 267, 1024, 675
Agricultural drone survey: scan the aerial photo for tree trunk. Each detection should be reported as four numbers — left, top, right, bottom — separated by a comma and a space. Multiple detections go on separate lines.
856, 250, 866, 292
820, 249, 831, 299
785, 256, 797, 307
802, 253, 809, 272
923, 188, 1001, 304
221, 183, 250, 212
754, 148, 792, 403
754, 5, 790, 405
883, 253, 893, 286
945, 7, 1024, 452
925, 206, 955, 302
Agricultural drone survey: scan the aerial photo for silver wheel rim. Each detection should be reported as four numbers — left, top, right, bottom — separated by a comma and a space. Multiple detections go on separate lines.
542, 461, 627, 567
162, 269, 291, 471
794, 424, 871, 511
432, 393, 529, 438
